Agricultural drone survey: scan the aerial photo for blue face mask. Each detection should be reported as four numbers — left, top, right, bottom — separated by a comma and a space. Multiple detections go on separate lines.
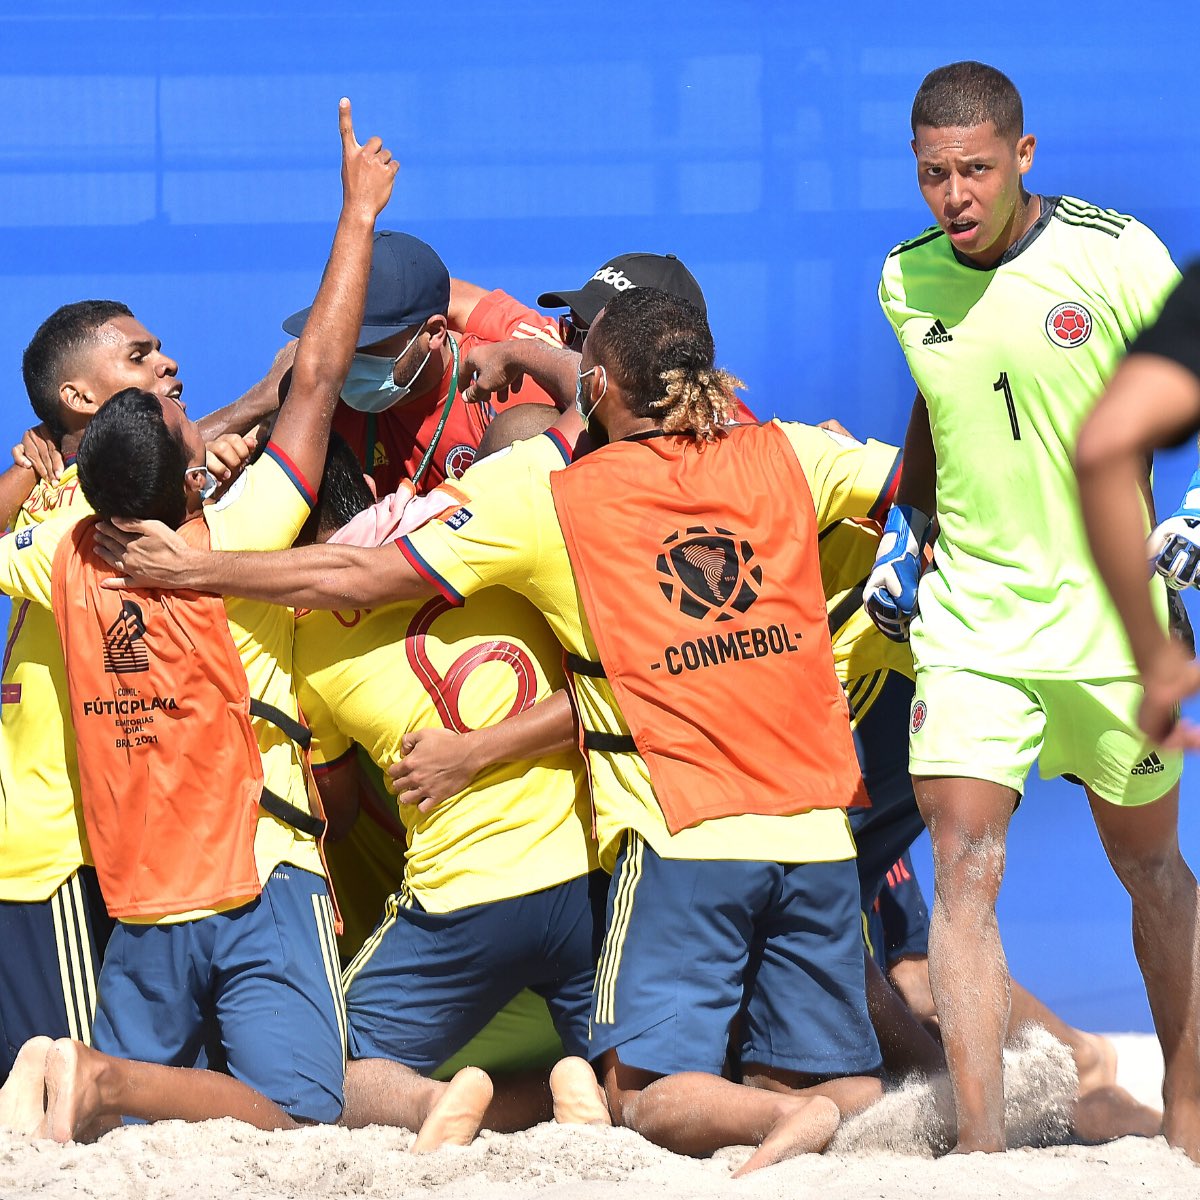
185, 466, 220, 501
340, 331, 431, 414
575, 364, 607, 431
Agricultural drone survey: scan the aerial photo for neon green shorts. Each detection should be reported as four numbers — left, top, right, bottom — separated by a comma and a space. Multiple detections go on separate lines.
908, 668, 1182, 805
432, 989, 563, 1081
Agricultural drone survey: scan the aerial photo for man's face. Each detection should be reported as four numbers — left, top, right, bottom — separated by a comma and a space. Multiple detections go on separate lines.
71, 315, 184, 412
911, 122, 1036, 265
156, 388, 207, 472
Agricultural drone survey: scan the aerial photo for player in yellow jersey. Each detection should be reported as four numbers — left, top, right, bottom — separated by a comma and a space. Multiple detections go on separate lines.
0, 300, 206, 1089
864, 62, 1200, 1158
0, 98, 395, 1141
286, 430, 606, 1148
97, 291, 910, 1173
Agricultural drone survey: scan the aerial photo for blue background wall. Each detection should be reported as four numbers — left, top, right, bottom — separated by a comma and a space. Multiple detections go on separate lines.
2, 2, 1199, 1030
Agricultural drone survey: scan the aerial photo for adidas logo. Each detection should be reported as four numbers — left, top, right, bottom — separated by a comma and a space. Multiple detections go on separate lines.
592, 266, 637, 292
922, 319, 953, 345
1131, 752, 1166, 776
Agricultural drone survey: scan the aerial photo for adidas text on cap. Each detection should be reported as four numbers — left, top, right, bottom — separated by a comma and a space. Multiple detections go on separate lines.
282, 231, 451, 348
538, 253, 707, 325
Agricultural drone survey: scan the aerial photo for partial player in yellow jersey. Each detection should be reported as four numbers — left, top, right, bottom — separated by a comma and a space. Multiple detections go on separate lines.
286, 428, 607, 1148
864, 61, 1200, 1159
0, 294, 270, 1090
0, 97, 396, 1143
97, 290, 908, 1174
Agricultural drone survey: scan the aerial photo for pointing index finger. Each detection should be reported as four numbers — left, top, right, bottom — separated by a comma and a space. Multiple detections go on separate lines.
339, 96, 358, 152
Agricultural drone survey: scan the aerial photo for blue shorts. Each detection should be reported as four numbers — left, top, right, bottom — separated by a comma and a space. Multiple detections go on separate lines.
864, 852, 931, 969
590, 833, 881, 1079
92, 867, 345, 1123
848, 670, 927, 908
344, 872, 604, 1074
0, 868, 114, 1082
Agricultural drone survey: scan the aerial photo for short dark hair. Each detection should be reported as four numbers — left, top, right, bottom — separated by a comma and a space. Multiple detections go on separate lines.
22, 300, 133, 441
475, 403, 558, 463
910, 61, 1023, 140
589, 287, 742, 444
302, 433, 376, 544
77, 388, 188, 528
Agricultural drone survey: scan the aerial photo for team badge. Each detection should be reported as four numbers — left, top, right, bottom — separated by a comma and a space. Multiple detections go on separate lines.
444, 443, 475, 479
656, 526, 761, 621
1045, 302, 1093, 348
910, 700, 927, 734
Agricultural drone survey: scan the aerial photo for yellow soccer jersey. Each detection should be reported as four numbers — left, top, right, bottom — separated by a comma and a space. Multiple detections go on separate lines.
0, 463, 93, 901
294, 587, 594, 914
399, 423, 894, 872
0, 446, 323, 919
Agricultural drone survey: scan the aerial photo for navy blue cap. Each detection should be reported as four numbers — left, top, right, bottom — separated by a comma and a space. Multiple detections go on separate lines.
282, 230, 450, 348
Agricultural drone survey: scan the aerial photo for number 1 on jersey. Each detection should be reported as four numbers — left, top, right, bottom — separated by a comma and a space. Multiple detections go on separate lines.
993, 371, 1021, 440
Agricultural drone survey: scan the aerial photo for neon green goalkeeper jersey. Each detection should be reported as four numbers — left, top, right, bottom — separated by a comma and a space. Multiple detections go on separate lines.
879, 195, 1178, 678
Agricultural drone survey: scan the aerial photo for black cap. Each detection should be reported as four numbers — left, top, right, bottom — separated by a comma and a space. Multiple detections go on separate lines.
537, 253, 707, 325
282, 230, 450, 348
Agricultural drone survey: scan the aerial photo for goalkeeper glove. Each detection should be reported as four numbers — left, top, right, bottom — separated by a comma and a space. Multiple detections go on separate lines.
1149, 468, 1200, 590
863, 505, 933, 643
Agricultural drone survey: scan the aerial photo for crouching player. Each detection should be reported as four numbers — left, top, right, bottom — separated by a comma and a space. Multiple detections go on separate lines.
293, 429, 608, 1148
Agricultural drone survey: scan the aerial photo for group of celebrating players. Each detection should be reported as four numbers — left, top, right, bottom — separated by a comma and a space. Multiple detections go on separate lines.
0, 59, 1198, 1175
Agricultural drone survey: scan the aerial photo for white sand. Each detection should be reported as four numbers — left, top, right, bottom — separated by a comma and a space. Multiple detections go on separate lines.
0, 1033, 1194, 1200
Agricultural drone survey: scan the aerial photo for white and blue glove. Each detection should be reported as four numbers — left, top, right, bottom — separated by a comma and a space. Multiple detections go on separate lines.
863, 505, 933, 643
1149, 469, 1200, 590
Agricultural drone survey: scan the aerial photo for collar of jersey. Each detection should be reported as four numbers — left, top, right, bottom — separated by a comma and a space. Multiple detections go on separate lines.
950, 194, 1058, 271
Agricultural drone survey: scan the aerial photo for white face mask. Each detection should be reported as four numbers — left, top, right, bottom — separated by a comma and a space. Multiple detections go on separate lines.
185, 466, 220, 501
340, 331, 432, 414
574, 364, 607, 431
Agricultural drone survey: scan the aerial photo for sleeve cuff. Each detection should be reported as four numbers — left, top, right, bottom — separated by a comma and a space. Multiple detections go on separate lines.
264, 442, 317, 507
395, 537, 466, 606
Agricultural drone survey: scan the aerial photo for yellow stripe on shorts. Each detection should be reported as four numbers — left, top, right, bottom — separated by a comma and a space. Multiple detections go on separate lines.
312, 893, 348, 1064
51, 873, 97, 1045
340, 889, 402, 993
593, 832, 645, 1027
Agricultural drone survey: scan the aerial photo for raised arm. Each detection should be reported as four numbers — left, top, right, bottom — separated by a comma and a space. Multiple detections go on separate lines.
269, 98, 398, 485
462, 338, 581, 413
447, 277, 491, 333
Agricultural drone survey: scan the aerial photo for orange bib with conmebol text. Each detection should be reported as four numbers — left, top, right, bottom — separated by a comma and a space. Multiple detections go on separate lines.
550, 421, 867, 835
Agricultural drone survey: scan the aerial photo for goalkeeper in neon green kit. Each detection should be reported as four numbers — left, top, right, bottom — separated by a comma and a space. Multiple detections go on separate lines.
864, 60, 1200, 1159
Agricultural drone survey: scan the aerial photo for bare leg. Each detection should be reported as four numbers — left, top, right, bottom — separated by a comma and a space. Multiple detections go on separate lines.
916, 775, 1016, 1154
549, 1057, 611, 1125
599, 1050, 840, 1177
38, 1039, 295, 1144
1009, 980, 1116, 1092
887, 954, 940, 1037
1088, 782, 1200, 1161
864, 953, 945, 1076
0, 1036, 52, 1135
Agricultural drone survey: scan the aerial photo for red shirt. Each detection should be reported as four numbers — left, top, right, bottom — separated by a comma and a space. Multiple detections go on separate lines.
332, 290, 561, 496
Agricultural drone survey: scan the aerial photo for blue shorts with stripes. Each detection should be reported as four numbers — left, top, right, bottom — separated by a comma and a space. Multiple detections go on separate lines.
590, 833, 881, 1079
0, 867, 113, 1083
864, 850, 931, 969
848, 670, 928, 909
92, 866, 345, 1123
344, 872, 604, 1074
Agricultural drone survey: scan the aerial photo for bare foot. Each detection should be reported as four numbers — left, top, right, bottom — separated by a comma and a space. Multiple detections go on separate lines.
1073, 1032, 1119, 1096
732, 1096, 840, 1177
38, 1039, 103, 1144
0, 1036, 52, 1135
1074, 1085, 1162, 1143
1163, 1095, 1200, 1164
550, 1057, 612, 1126
411, 1067, 493, 1153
